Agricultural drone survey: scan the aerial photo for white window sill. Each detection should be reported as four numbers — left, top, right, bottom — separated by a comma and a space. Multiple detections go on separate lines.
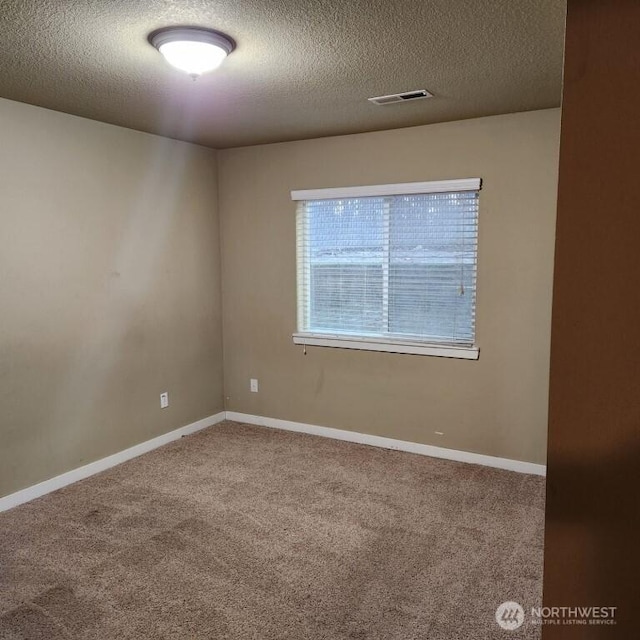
292, 333, 479, 360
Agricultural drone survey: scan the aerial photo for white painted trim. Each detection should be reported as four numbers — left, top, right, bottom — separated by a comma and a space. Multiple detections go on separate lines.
293, 333, 479, 360
0, 412, 226, 513
0, 407, 545, 513
226, 412, 546, 476
291, 178, 481, 201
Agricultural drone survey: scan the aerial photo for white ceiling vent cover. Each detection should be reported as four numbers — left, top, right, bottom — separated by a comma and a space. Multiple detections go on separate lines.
368, 89, 433, 105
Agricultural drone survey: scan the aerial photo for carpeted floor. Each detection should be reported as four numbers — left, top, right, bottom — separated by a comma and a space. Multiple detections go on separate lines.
0, 421, 545, 639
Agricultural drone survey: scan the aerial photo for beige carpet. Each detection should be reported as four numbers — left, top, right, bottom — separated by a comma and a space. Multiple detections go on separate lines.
0, 421, 545, 639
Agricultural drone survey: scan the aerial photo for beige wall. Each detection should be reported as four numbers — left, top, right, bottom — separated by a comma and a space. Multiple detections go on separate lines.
0, 98, 224, 497
0, 104, 559, 500
219, 109, 560, 465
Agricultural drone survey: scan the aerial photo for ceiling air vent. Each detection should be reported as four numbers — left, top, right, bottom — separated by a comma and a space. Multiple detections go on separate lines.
368, 89, 433, 105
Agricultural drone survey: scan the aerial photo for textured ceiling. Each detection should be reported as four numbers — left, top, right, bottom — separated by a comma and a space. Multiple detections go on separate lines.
0, 0, 566, 148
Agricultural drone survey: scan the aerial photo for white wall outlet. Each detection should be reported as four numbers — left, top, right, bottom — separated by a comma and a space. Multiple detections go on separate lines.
160, 392, 169, 409
250, 378, 259, 393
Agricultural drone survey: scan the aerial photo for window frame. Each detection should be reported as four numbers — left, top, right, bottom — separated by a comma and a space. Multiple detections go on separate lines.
292, 179, 481, 360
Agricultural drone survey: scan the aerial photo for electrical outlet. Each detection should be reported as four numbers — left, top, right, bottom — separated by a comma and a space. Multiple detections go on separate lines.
160, 392, 169, 409
250, 378, 259, 393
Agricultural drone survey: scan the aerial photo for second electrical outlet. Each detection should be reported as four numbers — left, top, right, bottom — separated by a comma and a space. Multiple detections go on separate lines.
250, 378, 259, 393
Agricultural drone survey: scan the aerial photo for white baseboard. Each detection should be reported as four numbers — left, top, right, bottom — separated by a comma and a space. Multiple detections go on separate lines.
0, 412, 226, 513
226, 411, 547, 476
1, 409, 545, 512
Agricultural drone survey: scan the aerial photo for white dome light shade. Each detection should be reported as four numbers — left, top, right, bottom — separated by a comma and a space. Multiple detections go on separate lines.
150, 28, 235, 76
159, 40, 227, 75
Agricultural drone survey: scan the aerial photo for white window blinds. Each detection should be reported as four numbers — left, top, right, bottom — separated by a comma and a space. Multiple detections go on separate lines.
294, 179, 480, 349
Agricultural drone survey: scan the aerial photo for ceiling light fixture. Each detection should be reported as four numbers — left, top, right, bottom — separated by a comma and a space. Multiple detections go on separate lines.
149, 27, 235, 78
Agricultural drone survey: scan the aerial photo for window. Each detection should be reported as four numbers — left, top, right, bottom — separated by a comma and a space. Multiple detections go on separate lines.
292, 179, 480, 359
